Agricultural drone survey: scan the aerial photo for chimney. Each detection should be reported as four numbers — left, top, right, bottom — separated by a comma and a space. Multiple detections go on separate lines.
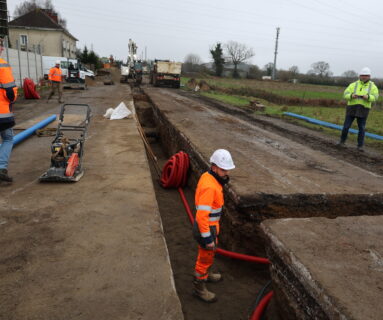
43, 9, 58, 24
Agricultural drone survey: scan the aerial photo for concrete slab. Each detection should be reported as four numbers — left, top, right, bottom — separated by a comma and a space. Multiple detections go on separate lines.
260, 216, 383, 320
143, 88, 383, 218
0, 86, 183, 319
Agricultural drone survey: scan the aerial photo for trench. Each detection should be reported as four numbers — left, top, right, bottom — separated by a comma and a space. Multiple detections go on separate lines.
131, 84, 383, 319
132, 87, 280, 320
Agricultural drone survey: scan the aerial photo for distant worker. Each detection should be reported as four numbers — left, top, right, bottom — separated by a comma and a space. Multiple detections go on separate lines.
47, 60, 64, 103
338, 67, 379, 151
192, 149, 235, 302
0, 37, 18, 182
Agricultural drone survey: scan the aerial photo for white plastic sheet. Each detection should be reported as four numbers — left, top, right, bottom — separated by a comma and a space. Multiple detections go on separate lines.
104, 102, 132, 120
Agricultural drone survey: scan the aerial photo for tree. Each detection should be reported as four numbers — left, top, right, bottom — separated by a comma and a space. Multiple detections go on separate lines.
81, 46, 89, 64
288, 65, 299, 77
183, 53, 202, 73
14, 0, 66, 28
210, 43, 225, 77
309, 61, 332, 77
247, 65, 262, 79
263, 63, 274, 76
342, 70, 357, 79
225, 41, 254, 78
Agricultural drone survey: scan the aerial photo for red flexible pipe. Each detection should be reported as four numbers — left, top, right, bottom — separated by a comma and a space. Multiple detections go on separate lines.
162, 152, 270, 265
250, 291, 274, 320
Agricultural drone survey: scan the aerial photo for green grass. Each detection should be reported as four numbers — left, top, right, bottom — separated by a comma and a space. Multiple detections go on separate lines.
181, 76, 383, 150
201, 92, 251, 107
269, 89, 343, 100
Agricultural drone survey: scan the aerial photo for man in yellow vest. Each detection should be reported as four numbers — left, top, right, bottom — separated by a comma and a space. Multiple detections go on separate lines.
0, 37, 18, 182
339, 67, 379, 151
47, 60, 64, 103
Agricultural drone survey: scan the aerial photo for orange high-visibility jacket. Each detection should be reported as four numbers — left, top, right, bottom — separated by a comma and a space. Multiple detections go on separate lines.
0, 58, 17, 123
195, 171, 224, 244
48, 67, 62, 82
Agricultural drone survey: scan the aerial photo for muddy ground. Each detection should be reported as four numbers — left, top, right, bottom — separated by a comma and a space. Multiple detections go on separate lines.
2, 72, 382, 320
0, 72, 183, 320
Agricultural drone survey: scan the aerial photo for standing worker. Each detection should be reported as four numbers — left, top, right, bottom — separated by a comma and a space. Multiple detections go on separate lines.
192, 149, 235, 302
338, 67, 379, 151
47, 60, 64, 103
0, 37, 18, 182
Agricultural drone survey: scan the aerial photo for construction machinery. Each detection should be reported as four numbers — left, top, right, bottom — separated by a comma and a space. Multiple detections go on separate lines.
64, 63, 87, 90
150, 60, 182, 88
39, 103, 91, 182
120, 39, 142, 85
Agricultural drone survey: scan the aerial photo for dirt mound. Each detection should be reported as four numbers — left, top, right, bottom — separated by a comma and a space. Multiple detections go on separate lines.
187, 79, 211, 92
187, 78, 197, 89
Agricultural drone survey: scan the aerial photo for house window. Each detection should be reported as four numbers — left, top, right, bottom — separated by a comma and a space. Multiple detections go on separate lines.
20, 35, 28, 47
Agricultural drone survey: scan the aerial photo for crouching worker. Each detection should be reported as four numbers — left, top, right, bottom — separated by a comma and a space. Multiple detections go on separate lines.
193, 149, 235, 303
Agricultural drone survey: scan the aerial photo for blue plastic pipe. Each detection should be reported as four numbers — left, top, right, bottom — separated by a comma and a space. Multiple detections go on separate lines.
13, 114, 57, 145
283, 112, 383, 141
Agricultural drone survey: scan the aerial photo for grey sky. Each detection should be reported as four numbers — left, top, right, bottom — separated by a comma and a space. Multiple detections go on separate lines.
8, 0, 383, 77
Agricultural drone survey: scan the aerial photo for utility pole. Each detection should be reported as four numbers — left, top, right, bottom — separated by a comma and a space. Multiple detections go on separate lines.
145, 46, 147, 61
272, 27, 280, 80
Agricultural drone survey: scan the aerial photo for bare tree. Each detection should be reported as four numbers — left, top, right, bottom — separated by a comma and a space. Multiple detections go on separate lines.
342, 70, 357, 79
289, 65, 299, 76
225, 41, 254, 78
184, 54, 201, 65
183, 53, 202, 73
310, 61, 332, 77
14, 0, 66, 28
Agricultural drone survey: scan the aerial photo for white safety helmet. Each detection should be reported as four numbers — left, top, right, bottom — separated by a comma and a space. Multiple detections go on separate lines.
55, 60, 61, 65
210, 149, 235, 170
359, 67, 371, 76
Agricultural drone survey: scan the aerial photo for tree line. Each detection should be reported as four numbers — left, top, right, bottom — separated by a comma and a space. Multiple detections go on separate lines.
183, 41, 373, 87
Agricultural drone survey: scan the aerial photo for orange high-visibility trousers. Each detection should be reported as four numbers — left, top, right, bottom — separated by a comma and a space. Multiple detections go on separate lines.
194, 246, 215, 280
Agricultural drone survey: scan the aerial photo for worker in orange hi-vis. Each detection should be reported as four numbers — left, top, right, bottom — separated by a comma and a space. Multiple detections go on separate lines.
192, 149, 235, 303
0, 37, 18, 183
47, 60, 64, 103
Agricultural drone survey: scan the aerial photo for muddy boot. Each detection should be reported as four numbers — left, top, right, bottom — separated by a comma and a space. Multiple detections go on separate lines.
207, 272, 222, 283
0, 169, 13, 182
193, 279, 217, 303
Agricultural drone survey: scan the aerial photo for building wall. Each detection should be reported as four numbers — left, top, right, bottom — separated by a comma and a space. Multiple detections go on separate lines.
9, 28, 76, 58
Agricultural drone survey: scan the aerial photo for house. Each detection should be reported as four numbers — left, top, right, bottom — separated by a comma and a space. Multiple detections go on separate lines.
8, 8, 77, 58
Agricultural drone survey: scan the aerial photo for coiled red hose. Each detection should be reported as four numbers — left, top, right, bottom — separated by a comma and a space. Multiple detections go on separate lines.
250, 291, 274, 320
161, 151, 270, 265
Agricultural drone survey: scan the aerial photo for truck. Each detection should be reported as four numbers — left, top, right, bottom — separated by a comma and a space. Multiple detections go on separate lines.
150, 60, 182, 88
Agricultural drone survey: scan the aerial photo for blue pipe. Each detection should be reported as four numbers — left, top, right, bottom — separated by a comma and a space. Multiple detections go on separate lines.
13, 114, 57, 145
283, 112, 383, 141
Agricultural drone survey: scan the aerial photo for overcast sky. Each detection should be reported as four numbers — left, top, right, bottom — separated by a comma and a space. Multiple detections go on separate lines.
8, 0, 383, 77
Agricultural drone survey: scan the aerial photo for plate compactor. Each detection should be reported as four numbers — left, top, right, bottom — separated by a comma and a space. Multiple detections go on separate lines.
40, 104, 91, 182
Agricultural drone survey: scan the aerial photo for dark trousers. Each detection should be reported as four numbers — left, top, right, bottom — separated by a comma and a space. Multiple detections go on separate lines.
340, 115, 367, 147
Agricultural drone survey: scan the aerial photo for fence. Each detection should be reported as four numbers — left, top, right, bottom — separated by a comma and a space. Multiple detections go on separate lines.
4, 37, 43, 88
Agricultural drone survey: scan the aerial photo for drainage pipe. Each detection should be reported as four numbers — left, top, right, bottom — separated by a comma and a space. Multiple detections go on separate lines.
283, 112, 383, 141
250, 291, 274, 320
13, 115, 57, 145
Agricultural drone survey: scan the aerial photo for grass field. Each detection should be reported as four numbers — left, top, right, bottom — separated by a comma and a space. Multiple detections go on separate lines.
181, 76, 383, 150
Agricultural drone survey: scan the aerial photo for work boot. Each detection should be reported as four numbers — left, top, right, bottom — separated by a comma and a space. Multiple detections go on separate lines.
193, 279, 217, 303
207, 272, 222, 283
0, 169, 13, 182
336, 141, 345, 147
357, 146, 364, 152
